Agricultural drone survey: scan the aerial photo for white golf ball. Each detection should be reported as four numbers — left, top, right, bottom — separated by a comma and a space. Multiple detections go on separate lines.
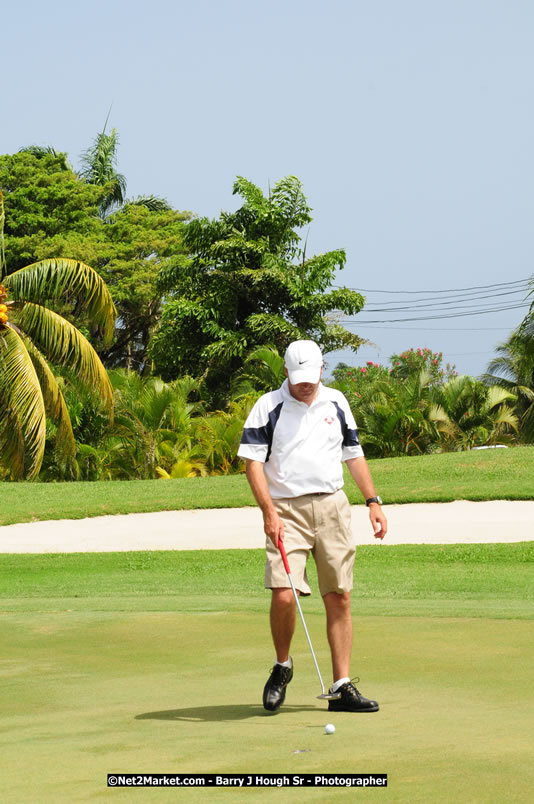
325, 723, 335, 735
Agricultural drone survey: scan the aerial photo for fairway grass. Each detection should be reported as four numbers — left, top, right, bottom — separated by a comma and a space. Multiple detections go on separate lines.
1, 543, 533, 619
1, 544, 533, 802
2, 446, 534, 526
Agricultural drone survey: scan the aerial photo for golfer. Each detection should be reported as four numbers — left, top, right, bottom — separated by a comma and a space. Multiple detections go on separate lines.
237, 340, 387, 713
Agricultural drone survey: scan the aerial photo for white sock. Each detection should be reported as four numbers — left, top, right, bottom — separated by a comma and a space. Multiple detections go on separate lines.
275, 658, 292, 668
331, 677, 350, 692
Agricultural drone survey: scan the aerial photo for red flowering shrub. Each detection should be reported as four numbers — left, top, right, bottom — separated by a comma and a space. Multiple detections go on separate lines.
390, 347, 457, 385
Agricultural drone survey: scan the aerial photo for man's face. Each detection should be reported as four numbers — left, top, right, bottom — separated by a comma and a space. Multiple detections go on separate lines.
285, 368, 323, 404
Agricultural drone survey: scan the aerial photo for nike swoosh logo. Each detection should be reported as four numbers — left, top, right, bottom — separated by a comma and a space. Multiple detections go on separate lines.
298, 360, 308, 365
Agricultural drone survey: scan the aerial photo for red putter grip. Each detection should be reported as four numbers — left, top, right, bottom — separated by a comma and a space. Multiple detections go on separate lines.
278, 540, 291, 575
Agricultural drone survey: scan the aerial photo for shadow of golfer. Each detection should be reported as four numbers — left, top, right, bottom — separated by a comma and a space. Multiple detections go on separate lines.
136, 704, 319, 722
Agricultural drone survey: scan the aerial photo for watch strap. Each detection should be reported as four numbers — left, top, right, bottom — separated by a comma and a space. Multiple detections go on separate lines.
365, 496, 382, 506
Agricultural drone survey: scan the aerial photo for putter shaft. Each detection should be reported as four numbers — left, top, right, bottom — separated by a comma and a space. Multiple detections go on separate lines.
278, 541, 340, 700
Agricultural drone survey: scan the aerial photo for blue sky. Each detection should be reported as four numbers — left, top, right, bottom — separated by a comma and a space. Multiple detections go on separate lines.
3, 0, 533, 376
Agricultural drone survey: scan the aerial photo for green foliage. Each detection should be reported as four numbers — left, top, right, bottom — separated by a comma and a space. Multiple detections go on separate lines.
150, 175, 365, 404
62, 369, 252, 481
483, 328, 534, 443
230, 344, 286, 397
0, 197, 116, 479
19, 144, 72, 170
390, 346, 457, 384
192, 396, 256, 476
88, 204, 191, 370
522, 275, 534, 337
0, 151, 105, 273
435, 376, 518, 450
79, 126, 127, 218
0, 148, 190, 371
86, 371, 204, 481
332, 349, 520, 456
356, 371, 444, 457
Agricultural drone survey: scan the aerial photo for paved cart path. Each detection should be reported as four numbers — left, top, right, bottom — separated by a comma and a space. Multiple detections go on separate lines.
1, 500, 533, 553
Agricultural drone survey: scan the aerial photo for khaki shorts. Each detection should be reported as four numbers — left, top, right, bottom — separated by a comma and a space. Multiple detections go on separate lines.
265, 489, 356, 597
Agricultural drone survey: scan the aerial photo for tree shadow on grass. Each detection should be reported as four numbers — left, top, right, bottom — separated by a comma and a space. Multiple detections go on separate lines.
136, 705, 319, 722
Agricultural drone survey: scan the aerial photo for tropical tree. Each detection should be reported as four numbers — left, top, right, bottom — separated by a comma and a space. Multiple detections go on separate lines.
330, 351, 519, 455
79, 126, 126, 218
483, 329, 534, 443
231, 345, 286, 398
331, 360, 393, 410
154, 439, 209, 479
0, 194, 116, 479
390, 347, 457, 385
433, 376, 519, 450
348, 369, 444, 457
150, 175, 366, 405
108, 371, 203, 479
18, 144, 72, 171
79, 121, 171, 219
0, 150, 105, 273
194, 397, 257, 475
0, 148, 190, 371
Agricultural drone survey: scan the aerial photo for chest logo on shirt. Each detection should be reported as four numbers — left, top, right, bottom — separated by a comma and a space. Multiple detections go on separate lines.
324, 416, 335, 425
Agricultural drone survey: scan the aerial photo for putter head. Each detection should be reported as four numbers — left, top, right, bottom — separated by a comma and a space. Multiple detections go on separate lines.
317, 691, 342, 700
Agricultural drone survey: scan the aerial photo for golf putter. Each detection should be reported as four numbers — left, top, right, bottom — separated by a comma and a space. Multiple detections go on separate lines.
278, 540, 341, 701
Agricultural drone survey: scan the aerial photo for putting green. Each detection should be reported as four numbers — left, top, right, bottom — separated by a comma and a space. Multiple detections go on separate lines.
1, 608, 533, 802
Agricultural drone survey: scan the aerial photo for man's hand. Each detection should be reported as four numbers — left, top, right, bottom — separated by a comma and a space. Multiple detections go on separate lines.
368, 504, 387, 540
263, 509, 285, 548
245, 459, 285, 547
345, 457, 388, 541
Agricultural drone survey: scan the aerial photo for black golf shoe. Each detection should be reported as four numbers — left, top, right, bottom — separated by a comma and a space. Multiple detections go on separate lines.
327, 678, 379, 713
263, 661, 293, 712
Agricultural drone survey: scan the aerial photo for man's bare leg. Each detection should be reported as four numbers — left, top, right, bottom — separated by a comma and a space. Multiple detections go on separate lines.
263, 588, 296, 711
323, 591, 352, 681
323, 591, 379, 712
270, 587, 296, 662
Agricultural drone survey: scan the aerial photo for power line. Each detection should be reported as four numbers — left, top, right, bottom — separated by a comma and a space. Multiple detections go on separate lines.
363, 288, 529, 311
335, 277, 531, 295
341, 301, 530, 324
350, 325, 514, 331
445, 351, 496, 357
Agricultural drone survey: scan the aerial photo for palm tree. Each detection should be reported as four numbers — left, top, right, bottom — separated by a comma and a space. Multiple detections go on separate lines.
483, 329, 534, 443
231, 345, 286, 397
354, 370, 443, 457
109, 371, 203, 478
79, 126, 127, 219
0, 192, 116, 479
79, 122, 170, 219
195, 397, 256, 475
434, 376, 518, 450
155, 438, 209, 479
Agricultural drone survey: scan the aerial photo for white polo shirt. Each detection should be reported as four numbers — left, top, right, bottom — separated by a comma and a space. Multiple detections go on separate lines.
237, 380, 364, 499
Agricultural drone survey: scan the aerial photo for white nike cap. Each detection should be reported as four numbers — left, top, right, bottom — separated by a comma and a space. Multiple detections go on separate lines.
284, 340, 323, 384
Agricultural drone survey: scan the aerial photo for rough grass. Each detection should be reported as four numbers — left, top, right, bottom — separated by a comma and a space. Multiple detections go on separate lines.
2, 447, 534, 526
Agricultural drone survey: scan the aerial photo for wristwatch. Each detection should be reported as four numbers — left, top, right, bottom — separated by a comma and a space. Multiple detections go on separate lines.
365, 496, 383, 506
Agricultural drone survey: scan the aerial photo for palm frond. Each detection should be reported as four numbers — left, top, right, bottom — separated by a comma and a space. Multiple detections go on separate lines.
489, 406, 519, 431
22, 337, 75, 462
124, 195, 171, 212
18, 145, 72, 170
0, 191, 6, 280
486, 385, 516, 410
79, 128, 125, 189
5, 259, 116, 344
0, 325, 46, 479
14, 303, 113, 410
79, 127, 126, 218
